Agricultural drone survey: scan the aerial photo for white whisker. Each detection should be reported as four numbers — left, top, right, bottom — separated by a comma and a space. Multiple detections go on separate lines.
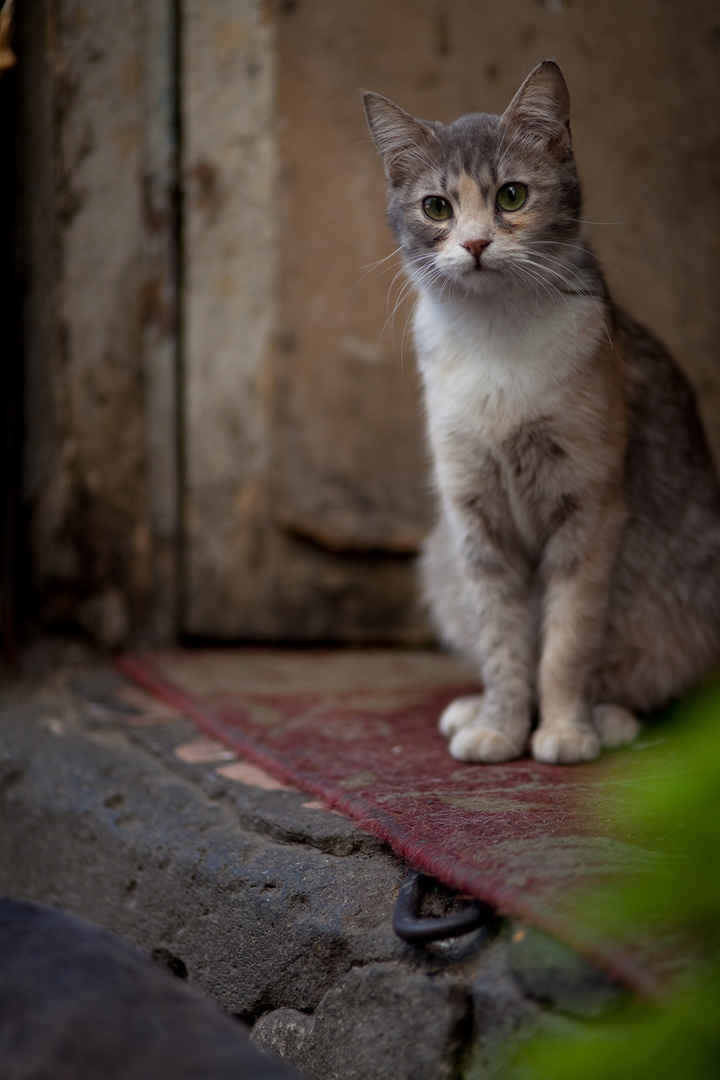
523, 239, 625, 280
356, 245, 405, 283
514, 250, 613, 348
571, 218, 629, 227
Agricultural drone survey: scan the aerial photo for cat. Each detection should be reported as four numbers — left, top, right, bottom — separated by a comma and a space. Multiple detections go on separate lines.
363, 60, 720, 764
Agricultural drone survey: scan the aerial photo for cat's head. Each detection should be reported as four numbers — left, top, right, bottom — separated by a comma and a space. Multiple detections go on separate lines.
363, 61, 585, 300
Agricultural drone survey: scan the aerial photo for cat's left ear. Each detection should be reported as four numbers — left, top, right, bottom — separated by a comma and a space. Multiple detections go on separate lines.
501, 60, 572, 155
363, 92, 438, 182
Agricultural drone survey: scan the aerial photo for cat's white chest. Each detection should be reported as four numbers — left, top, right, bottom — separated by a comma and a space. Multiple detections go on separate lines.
413, 289, 600, 446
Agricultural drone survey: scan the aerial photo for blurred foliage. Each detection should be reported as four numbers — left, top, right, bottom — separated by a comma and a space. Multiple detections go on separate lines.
514, 676, 720, 1079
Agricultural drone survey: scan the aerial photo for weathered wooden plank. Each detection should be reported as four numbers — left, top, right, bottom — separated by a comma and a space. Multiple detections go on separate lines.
180, 0, 279, 636
139, 0, 180, 642
27, 0, 150, 645
179, 0, 431, 641
273, 1, 432, 558
18, 0, 178, 646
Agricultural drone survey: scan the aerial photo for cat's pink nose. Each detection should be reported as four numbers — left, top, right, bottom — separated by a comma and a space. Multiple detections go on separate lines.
463, 238, 491, 262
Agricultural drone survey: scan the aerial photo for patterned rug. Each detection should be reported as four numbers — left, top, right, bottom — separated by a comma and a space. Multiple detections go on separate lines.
119, 647, 675, 994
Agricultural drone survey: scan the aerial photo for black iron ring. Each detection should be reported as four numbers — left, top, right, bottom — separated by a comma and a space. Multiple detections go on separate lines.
392, 869, 493, 944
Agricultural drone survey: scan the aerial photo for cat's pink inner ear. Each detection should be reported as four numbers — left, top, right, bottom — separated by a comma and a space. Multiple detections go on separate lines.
501, 60, 571, 147
363, 92, 437, 181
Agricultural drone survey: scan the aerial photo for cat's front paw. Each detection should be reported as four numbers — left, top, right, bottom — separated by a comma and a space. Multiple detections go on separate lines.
592, 704, 642, 749
449, 725, 524, 763
439, 695, 485, 738
440, 694, 530, 762
531, 726, 600, 764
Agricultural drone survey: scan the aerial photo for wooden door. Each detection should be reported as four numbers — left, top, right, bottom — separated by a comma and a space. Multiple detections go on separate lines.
16, 0, 720, 647
180, 0, 431, 642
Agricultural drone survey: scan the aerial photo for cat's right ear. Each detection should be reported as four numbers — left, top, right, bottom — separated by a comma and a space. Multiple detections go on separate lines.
501, 61, 572, 155
362, 92, 437, 182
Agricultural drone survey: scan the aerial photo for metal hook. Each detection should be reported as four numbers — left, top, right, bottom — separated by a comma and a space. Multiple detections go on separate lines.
392, 869, 492, 944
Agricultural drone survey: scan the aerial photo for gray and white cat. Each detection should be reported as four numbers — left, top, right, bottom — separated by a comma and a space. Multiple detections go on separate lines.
364, 61, 720, 764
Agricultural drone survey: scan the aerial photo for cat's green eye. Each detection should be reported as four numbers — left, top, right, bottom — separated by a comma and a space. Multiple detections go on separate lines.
423, 196, 453, 221
496, 183, 528, 212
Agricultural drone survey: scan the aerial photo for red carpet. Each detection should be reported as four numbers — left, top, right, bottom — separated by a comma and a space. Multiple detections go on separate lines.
119, 648, 672, 994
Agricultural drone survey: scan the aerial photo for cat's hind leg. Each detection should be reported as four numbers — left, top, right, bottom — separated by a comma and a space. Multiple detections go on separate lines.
439, 694, 485, 737
591, 703, 642, 749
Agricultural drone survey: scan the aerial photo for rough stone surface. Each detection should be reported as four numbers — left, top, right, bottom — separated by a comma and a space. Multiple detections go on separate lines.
0, 681, 404, 1017
252, 963, 470, 1080
0, 649, 622, 1077
507, 925, 625, 1019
